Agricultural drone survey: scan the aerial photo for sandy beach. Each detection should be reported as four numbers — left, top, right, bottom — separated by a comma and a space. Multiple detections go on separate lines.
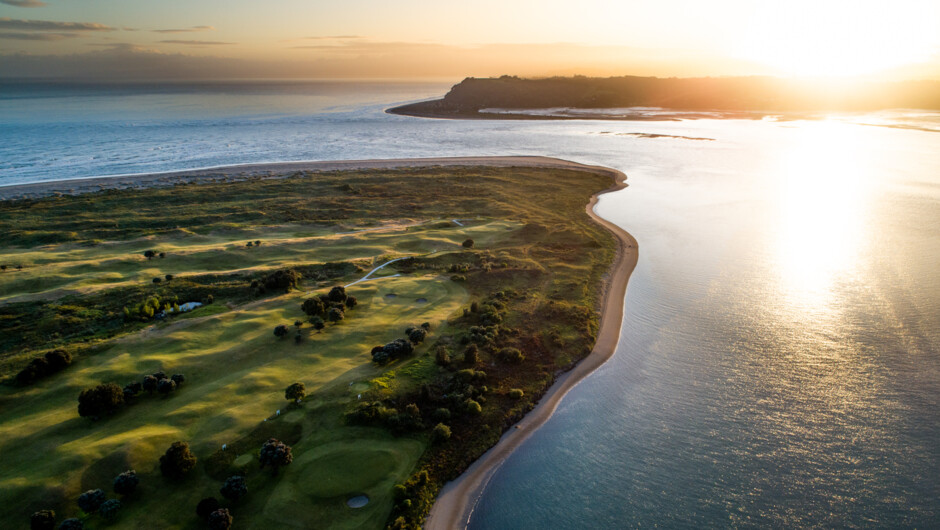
422, 159, 636, 529
0, 156, 637, 529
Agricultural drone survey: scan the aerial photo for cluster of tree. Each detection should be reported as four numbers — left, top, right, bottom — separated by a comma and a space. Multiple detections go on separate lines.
15, 348, 72, 386
251, 268, 301, 294
371, 323, 431, 364
78, 371, 185, 419
245, 240, 262, 247
31, 470, 140, 528
388, 468, 437, 529
498, 347, 525, 364
434, 343, 480, 368
300, 286, 357, 324
143, 250, 166, 260
346, 401, 426, 434
122, 294, 180, 321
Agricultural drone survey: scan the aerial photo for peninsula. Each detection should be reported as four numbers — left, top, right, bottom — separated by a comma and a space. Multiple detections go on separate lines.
0, 157, 635, 530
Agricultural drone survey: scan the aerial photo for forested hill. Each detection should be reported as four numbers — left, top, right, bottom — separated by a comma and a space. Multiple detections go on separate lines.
388, 75, 940, 118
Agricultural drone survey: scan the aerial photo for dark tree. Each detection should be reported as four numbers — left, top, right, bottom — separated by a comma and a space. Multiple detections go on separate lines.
464, 344, 479, 365
57, 519, 83, 530
171, 373, 185, 386
255, 240, 261, 246
15, 357, 49, 385
157, 378, 177, 396
123, 382, 142, 401
462, 238, 474, 248
294, 320, 303, 328
434, 349, 451, 367
259, 438, 293, 474
144, 250, 156, 260
327, 285, 347, 303
76, 489, 106, 514
159, 252, 166, 258
310, 316, 325, 331
262, 269, 301, 291
142, 375, 158, 395
98, 499, 121, 522
30, 510, 56, 530
44, 349, 72, 372
220, 475, 248, 502
165, 274, 174, 281
421, 322, 431, 331
345, 296, 358, 309
327, 306, 344, 322
152, 277, 162, 284
207, 508, 233, 530
206, 294, 214, 304
274, 324, 290, 338
285, 382, 306, 403
152, 371, 167, 380
499, 347, 525, 364
301, 297, 325, 317
294, 333, 303, 344
113, 470, 139, 496
196, 497, 220, 521
77, 383, 124, 419
159, 441, 197, 479
408, 328, 428, 344
246, 241, 253, 247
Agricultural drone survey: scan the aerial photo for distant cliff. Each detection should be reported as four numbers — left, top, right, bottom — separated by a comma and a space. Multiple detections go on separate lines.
388, 75, 940, 119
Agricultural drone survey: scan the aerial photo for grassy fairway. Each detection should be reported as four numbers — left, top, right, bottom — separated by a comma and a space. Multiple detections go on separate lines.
0, 166, 617, 529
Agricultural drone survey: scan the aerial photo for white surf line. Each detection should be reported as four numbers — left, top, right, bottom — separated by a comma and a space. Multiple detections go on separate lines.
344, 257, 410, 288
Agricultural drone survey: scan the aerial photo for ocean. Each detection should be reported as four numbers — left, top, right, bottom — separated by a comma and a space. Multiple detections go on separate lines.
2, 80, 938, 528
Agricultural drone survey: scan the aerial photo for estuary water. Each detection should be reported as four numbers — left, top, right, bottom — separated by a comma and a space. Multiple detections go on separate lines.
2, 81, 938, 527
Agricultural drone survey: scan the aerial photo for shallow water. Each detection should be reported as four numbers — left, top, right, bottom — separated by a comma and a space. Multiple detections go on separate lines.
2, 82, 938, 527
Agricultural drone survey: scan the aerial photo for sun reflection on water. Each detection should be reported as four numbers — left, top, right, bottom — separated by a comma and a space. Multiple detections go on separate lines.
773, 121, 874, 313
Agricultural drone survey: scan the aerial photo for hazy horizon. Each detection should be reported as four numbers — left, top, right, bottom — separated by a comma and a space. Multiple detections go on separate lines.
1, 0, 938, 82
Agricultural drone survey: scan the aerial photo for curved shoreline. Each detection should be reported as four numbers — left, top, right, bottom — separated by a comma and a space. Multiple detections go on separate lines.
425, 163, 637, 530
1, 156, 614, 201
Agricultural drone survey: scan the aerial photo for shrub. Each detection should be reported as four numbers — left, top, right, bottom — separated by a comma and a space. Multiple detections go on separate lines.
143, 250, 156, 260
220, 475, 248, 502
345, 296, 358, 309
15, 357, 49, 385
44, 349, 72, 371
372, 338, 414, 364
255, 240, 261, 246
465, 399, 482, 415
77, 383, 124, 419
152, 277, 162, 284
98, 499, 121, 522
309, 316, 325, 331
463, 344, 479, 365
434, 349, 451, 367
274, 324, 290, 338
205, 294, 214, 304
30, 510, 56, 530
259, 438, 293, 474
58, 519, 83, 530
462, 238, 474, 248
207, 508, 233, 530
171, 373, 185, 386
508, 388, 525, 399
285, 382, 306, 402
196, 497, 220, 521
76, 489, 106, 514
432, 408, 451, 422
432, 423, 452, 443
450, 274, 466, 282
113, 470, 139, 496
421, 322, 431, 330
159, 252, 166, 258
262, 269, 301, 291
159, 441, 197, 479
499, 347, 525, 364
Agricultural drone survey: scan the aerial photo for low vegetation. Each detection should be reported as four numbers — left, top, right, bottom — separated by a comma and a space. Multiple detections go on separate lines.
0, 166, 616, 528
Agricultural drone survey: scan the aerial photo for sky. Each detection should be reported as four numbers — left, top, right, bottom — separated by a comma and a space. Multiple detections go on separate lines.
1, 0, 938, 80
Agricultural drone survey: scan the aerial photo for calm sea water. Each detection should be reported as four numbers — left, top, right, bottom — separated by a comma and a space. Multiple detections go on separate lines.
2, 82, 938, 528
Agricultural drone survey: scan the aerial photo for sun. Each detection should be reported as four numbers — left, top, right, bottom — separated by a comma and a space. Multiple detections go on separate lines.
735, 0, 938, 77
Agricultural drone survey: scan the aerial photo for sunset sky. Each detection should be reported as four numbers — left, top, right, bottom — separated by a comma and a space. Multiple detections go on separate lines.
1, 0, 938, 80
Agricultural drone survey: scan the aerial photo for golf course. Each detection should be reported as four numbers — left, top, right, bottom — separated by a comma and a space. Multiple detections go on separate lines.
0, 163, 622, 529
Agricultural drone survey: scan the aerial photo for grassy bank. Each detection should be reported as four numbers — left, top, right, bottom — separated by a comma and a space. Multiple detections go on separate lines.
0, 165, 617, 529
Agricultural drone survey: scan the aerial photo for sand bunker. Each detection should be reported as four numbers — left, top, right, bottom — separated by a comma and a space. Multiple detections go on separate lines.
346, 495, 369, 508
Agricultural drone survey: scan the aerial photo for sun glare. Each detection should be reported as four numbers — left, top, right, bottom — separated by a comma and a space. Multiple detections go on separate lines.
737, 0, 938, 77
